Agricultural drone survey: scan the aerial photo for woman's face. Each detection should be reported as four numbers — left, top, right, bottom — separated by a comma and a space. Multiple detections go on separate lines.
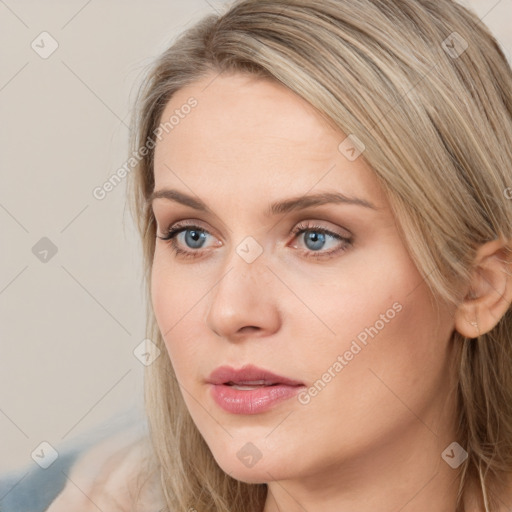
150, 71, 459, 485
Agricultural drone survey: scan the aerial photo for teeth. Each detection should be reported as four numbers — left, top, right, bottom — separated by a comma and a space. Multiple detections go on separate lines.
227, 380, 270, 386
230, 384, 267, 390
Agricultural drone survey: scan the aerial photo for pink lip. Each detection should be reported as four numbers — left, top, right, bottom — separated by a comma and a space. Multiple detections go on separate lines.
206, 364, 305, 415
207, 364, 304, 386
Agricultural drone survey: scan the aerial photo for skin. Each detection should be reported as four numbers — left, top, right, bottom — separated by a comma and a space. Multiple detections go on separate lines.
149, 71, 512, 512
45, 427, 166, 512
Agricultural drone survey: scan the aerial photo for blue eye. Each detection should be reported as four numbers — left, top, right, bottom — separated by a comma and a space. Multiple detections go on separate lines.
157, 221, 352, 260
291, 223, 352, 258
157, 224, 213, 258
304, 231, 327, 251
181, 228, 207, 249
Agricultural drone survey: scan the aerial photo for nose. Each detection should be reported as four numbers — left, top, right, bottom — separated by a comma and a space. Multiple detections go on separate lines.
205, 244, 281, 341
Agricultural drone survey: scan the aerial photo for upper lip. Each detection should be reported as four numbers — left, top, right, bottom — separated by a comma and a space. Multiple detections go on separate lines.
206, 364, 304, 386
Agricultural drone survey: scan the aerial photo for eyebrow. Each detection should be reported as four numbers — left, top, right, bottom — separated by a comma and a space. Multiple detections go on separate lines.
147, 188, 379, 215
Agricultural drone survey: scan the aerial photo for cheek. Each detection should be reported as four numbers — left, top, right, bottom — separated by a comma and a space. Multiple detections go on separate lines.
294, 250, 454, 425
151, 253, 193, 361
287, 253, 410, 357
151, 253, 175, 336
150, 249, 215, 384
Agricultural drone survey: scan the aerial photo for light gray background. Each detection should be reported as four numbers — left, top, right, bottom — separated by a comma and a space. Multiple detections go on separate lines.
1, 0, 511, 475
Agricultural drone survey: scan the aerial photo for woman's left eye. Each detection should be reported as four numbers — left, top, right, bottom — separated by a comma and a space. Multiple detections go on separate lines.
289, 222, 352, 259
157, 221, 352, 260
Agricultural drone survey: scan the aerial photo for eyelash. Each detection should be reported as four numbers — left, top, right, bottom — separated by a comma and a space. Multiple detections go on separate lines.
156, 221, 353, 260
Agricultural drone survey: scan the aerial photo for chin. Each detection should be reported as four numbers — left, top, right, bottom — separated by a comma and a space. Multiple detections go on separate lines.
219, 464, 273, 485
210, 449, 286, 484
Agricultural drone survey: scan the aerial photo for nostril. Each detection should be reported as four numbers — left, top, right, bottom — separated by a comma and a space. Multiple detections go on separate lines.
238, 326, 260, 333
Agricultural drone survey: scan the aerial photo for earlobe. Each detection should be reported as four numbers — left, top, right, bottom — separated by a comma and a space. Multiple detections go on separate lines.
454, 238, 512, 339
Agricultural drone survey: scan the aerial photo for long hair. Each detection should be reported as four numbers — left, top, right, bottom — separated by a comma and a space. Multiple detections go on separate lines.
127, 1, 512, 510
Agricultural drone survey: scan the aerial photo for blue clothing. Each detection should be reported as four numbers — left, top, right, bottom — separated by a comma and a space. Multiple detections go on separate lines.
0, 448, 81, 512
0, 411, 147, 512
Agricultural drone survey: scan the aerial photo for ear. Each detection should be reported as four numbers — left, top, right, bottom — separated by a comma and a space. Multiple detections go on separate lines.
454, 237, 512, 338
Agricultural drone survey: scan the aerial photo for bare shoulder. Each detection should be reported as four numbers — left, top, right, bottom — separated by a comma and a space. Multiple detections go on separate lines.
45, 428, 165, 512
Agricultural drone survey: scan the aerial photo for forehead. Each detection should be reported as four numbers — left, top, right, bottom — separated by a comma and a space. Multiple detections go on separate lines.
152, 72, 385, 206
156, 72, 339, 156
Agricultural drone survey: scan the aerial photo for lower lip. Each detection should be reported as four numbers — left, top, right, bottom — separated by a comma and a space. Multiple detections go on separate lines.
209, 383, 304, 414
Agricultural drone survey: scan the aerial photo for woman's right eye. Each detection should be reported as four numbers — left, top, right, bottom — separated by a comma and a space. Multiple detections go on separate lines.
157, 224, 217, 259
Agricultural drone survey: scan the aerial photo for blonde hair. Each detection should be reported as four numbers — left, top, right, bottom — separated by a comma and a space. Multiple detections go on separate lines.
127, 1, 512, 510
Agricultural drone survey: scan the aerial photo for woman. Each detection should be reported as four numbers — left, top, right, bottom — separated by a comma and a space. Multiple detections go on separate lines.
48, 0, 512, 510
